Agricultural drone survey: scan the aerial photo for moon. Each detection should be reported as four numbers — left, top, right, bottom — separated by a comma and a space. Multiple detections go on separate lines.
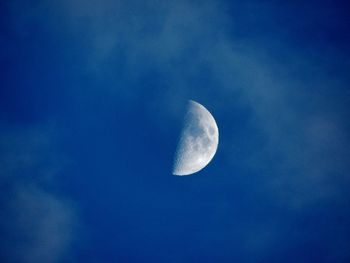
173, 100, 219, 176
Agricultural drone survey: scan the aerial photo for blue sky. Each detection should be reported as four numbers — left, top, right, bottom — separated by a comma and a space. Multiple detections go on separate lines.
1, 0, 350, 262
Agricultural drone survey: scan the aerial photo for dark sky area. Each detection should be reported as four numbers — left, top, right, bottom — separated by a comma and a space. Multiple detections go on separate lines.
1, 0, 350, 262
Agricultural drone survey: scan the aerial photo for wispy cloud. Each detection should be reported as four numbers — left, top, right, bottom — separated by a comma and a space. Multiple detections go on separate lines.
5, 186, 76, 263
0, 124, 77, 263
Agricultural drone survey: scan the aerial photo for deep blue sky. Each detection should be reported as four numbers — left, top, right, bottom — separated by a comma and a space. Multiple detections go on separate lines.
1, 0, 350, 262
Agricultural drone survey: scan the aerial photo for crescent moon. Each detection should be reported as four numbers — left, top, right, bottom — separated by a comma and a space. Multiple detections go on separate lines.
173, 100, 219, 176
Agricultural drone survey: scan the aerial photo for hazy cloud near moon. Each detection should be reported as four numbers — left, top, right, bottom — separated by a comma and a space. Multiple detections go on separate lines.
7, 0, 347, 204
41, 0, 350, 206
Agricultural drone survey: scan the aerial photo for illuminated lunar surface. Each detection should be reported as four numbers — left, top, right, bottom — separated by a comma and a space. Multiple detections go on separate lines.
173, 100, 219, 176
